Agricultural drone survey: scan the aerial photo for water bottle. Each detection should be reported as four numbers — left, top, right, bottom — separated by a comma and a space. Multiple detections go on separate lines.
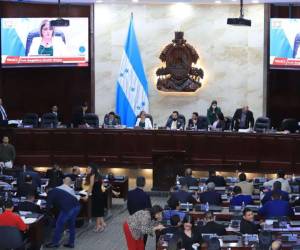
242, 201, 245, 210
186, 202, 189, 212
292, 173, 296, 183
206, 202, 209, 212
244, 234, 249, 246
176, 175, 180, 185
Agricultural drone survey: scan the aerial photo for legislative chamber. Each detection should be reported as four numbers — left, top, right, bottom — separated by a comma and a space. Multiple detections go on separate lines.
0, 0, 300, 250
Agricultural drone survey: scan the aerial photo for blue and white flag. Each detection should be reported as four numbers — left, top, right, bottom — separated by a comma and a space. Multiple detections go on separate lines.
116, 14, 149, 127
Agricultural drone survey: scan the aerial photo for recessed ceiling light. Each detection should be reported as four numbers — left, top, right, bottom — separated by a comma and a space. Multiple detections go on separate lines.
252, 0, 259, 3
96, 0, 103, 2
215, 0, 222, 3
132, 0, 139, 3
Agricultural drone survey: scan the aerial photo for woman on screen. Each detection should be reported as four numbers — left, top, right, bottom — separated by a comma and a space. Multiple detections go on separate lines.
28, 20, 67, 57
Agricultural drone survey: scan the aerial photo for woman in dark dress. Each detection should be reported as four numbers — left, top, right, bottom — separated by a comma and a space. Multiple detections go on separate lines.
92, 173, 107, 232
178, 215, 202, 250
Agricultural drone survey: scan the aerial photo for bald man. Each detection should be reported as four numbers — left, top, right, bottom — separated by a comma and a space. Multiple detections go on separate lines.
46, 177, 82, 248
232, 105, 254, 131
179, 168, 198, 187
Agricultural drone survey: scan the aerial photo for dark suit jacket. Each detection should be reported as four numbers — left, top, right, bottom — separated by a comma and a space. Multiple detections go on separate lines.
187, 119, 202, 130
180, 176, 198, 187
18, 201, 41, 213
240, 218, 260, 234
199, 191, 222, 206
72, 108, 85, 128
261, 190, 289, 205
206, 176, 226, 187
18, 171, 41, 188
232, 108, 254, 130
197, 221, 226, 236
168, 190, 197, 207
17, 183, 37, 197
46, 169, 64, 188
166, 118, 184, 130
127, 188, 152, 215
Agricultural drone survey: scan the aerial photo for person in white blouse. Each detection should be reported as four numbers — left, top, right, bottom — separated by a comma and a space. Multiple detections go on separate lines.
28, 20, 67, 57
263, 170, 291, 193
135, 111, 153, 129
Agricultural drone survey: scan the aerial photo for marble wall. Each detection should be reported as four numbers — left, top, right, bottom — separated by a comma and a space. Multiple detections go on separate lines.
94, 3, 265, 126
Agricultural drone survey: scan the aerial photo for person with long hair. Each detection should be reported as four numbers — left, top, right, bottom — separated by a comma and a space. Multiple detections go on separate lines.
177, 215, 202, 250
123, 205, 165, 250
207, 100, 221, 126
92, 173, 106, 232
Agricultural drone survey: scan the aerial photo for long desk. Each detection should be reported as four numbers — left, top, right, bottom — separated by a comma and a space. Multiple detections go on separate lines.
2, 128, 300, 190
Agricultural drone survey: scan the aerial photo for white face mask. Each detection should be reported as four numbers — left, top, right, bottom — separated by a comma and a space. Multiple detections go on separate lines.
212, 105, 217, 109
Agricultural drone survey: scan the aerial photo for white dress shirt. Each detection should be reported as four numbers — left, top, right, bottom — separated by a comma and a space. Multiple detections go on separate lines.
135, 118, 152, 129
263, 177, 291, 193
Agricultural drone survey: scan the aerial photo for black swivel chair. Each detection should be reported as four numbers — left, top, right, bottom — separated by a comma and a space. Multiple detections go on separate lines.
224, 116, 232, 130
84, 113, 99, 128
22, 113, 39, 128
254, 117, 271, 133
281, 118, 299, 133
0, 226, 26, 249
41, 113, 58, 128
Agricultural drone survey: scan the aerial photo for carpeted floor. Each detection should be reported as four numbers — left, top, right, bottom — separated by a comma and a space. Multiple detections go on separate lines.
49, 196, 166, 250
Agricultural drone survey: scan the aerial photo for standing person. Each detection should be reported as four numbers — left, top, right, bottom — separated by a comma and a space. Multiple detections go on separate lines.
45, 177, 83, 248
51, 105, 62, 125
92, 174, 107, 232
207, 100, 221, 126
46, 164, 64, 188
82, 165, 97, 195
0, 98, 8, 125
232, 105, 254, 131
72, 102, 88, 128
0, 136, 16, 168
123, 205, 165, 250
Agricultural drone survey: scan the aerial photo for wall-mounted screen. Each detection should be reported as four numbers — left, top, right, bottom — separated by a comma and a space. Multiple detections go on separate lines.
1, 17, 89, 67
270, 18, 300, 69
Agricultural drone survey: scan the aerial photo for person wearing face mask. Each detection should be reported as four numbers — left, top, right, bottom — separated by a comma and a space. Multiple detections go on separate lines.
207, 101, 221, 126
178, 215, 202, 250
0, 136, 15, 168
166, 111, 184, 130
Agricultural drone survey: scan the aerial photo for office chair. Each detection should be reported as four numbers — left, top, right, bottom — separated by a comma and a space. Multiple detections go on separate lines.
198, 115, 208, 130
22, 113, 39, 128
281, 118, 299, 133
41, 113, 58, 128
25, 30, 66, 56
136, 113, 153, 126
84, 113, 99, 128
254, 117, 271, 133
0, 226, 26, 249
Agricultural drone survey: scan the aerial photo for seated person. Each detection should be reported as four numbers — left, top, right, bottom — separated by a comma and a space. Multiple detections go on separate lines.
240, 208, 260, 234
72, 102, 88, 128
263, 170, 291, 193
261, 181, 289, 205
168, 184, 197, 207
0, 199, 28, 232
166, 111, 184, 130
211, 112, 225, 131
235, 172, 253, 195
230, 186, 253, 206
18, 165, 41, 189
258, 191, 294, 219
179, 168, 198, 187
231, 105, 254, 131
187, 112, 201, 130
135, 111, 152, 129
197, 211, 226, 236
161, 214, 181, 235
18, 192, 41, 213
205, 170, 226, 187
200, 182, 222, 206
177, 215, 202, 250
164, 200, 186, 221
17, 174, 37, 198
51, 105, 62, 125
104, 111, 120, 126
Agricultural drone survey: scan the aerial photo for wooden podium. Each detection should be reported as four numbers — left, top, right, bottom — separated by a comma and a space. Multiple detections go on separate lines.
152, 150, 186, 191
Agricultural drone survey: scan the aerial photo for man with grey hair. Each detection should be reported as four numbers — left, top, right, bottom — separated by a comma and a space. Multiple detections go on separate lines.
200, 182, 222, 205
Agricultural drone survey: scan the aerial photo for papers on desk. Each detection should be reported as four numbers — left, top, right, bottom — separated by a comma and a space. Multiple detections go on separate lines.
238, 128, 251, 133
21, 217, 37, 224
